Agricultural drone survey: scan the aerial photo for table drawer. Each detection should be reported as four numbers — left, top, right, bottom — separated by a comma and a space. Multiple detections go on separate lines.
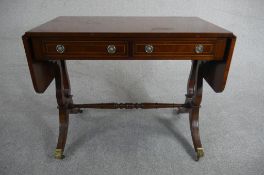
41, 40, 128, 59
31, 38, 226, 60
132, 39, 226, 60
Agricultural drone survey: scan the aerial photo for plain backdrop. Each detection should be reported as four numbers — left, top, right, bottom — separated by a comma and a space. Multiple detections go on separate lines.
0, 0, 264, 175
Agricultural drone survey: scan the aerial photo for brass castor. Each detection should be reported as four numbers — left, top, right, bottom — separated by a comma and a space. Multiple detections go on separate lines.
196, 148, 204, 161
54, 149, 65, 159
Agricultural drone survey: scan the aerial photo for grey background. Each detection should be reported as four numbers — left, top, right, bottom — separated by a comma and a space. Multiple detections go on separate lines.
0, 0, 264, 175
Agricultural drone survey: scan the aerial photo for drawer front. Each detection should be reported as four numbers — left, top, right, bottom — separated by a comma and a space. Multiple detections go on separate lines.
133, 39, 226, 60
42, 40, 128, 59
31, 38, 226, 60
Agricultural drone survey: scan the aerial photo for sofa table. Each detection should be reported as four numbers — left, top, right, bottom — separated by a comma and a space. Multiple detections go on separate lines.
22, 16, 236, 161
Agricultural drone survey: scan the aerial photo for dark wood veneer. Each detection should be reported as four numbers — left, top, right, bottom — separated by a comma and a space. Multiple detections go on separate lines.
22, 16, 236, 160
43, 40, 128, 58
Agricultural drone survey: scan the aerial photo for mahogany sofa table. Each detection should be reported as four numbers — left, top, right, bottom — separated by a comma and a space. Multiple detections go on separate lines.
22, 16, 236, 161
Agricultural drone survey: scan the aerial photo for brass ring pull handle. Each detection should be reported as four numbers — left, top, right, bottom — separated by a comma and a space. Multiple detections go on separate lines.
56, 44, 65, 54
195, 44, 204, 53
145, 44, 154, 53
107, 45, 116, 54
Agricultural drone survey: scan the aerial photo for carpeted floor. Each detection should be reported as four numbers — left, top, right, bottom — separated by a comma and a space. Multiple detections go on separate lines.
1, 1, 264, 175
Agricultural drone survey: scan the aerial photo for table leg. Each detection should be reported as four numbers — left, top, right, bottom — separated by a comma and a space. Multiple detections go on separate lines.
54, 108, 69, 159
176, 61, 196, 114
52, 60, 204, 160
60, 60, 83, 114
189, 60, 204, 161
54, 60, 81, 159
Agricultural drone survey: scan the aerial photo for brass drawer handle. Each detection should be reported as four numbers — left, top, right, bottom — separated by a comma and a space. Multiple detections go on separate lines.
145, 44, 154, 53
195, 44, 204, 53
56, 44, 65, 54
107, 45, 116, 54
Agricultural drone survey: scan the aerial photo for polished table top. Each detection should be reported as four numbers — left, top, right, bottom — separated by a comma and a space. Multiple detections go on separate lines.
26, 16, 233, 38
